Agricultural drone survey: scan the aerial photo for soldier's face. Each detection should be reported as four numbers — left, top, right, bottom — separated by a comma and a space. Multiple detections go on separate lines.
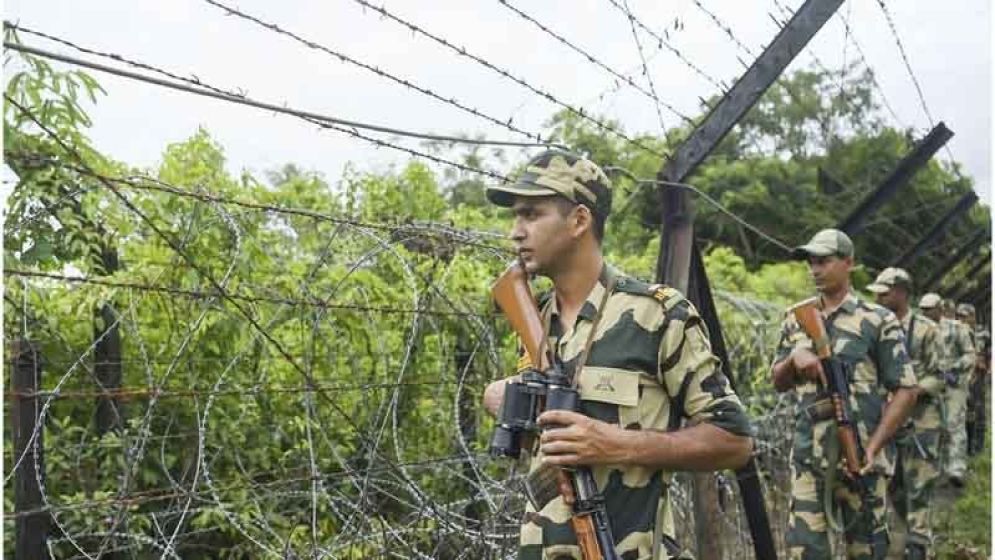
509, 196, 580, 275
807, 254, 851, 293
874, 286, 904, 312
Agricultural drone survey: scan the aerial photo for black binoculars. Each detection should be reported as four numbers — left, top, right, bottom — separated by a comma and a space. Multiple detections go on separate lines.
489, 363, 580, 458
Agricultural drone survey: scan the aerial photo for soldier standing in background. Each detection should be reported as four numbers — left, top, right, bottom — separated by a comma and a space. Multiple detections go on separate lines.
867, 268, 942, 560
959, 303, 989, 456
770, 230, 918, 559
918, 295, 975, 487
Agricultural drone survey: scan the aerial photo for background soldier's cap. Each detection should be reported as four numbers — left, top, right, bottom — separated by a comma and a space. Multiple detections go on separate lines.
919, 293, 942, 309
485, 150, 613, 217
957, 303, 976, 317
791, 228, 855, 260
866, 267, 912, 294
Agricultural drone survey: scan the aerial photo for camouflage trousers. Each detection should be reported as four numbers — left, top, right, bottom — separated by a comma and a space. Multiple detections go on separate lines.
889, 429, 941, 548
787, 461, 889, 559
966, 374, 987, 456
943, 379, 969, 478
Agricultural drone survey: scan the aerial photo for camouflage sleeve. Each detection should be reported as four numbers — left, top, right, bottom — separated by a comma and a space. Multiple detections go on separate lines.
955, 324, 977, 372
917, 322, 944, 396
875, 312, 917, 391
658, 299, 752, 437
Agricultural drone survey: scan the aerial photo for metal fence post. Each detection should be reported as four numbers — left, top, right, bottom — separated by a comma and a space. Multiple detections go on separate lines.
11, 338, 50, 559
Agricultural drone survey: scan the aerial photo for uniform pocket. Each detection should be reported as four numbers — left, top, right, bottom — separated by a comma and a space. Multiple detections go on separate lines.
576, 366, 639, 426
576, 366, 640, 407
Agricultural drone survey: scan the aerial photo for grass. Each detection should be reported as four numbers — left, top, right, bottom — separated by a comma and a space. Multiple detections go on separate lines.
935, 433, 990, 560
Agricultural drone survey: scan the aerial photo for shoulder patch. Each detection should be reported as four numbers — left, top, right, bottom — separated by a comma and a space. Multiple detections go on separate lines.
650, 284, 681, 304
612, 276, 652, 296
613, 277, 686, 313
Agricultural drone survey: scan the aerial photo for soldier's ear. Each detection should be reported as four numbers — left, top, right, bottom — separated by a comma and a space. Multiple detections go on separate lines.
571, 204, 593, 239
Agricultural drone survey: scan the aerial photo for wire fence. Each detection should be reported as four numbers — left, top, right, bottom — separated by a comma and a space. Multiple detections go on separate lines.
3, 1, 988, 558
4, 194, 809, 558
2, 124, 803, 558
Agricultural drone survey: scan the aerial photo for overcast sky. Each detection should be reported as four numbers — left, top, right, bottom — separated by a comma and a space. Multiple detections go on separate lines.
4, 0, 992, 204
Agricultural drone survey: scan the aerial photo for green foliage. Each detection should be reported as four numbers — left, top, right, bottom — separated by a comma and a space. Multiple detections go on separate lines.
936, 437, 991, 559
540, 66, 989, 282
4, 38, 990, 557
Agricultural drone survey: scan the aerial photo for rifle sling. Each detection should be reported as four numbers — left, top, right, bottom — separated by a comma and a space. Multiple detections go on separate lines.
539, 273, 618, 384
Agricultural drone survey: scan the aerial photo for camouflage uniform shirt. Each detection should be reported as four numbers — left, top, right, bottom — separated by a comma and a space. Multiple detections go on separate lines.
519, 266, 751, 560
937, 318, 975, 377
902, 312, 942, 427
774, 292, 917, 475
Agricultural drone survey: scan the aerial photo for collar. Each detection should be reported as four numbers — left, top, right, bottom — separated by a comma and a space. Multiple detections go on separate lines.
822, 291, 859, 317
548, 264, 616, 322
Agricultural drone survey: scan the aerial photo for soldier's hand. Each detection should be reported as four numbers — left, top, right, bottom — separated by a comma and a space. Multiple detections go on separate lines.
790, 347, 826, 385
859, 443, 880, 476
537, 410, 627, 466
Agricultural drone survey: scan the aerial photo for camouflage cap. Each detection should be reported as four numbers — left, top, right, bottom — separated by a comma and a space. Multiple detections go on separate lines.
919, 293, 942, 309
485, 150, 612, 217
791, 228, 854, 260
866, 267, 912, 294
957, 303, 976, 317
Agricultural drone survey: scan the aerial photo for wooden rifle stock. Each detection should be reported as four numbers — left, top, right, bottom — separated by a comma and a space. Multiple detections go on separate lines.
790, 298, 865, 477
491, 261, 549, 371
791, 298, 832, 361
490, 260, 610, 560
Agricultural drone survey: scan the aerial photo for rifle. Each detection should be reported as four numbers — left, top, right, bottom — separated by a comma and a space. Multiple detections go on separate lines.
790, 298, 867, 480
491, 260, 618, 560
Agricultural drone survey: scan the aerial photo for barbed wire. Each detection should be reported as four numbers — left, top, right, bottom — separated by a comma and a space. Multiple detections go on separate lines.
6, 379, 460, 402
6, 97, 499, 536
604, 0, 728, 94
866, 0, 966, 180
690, 0, 754, 66
495, 0, 694, 126
343, 0, 667, 159
3, 39, 526, 185
4, 4, 984, 558
871, 0, 934, 128
833, 5, 907, 129
617, 0, 667, 134
200, 0, 549, 144
5, 452, 492, 520
769, 0, 832, 73
6, 268, 496, 318
5, 22, 565, 152
4, 150, 513, 255
605, 165, 794, 253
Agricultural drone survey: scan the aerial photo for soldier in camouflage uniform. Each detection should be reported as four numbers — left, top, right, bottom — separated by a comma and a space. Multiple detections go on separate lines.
483, 149, 753, 560
770, 230, 918, 560
958, 303, 989, 456
866, 268, 942, 559
920, 295, 975, 486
